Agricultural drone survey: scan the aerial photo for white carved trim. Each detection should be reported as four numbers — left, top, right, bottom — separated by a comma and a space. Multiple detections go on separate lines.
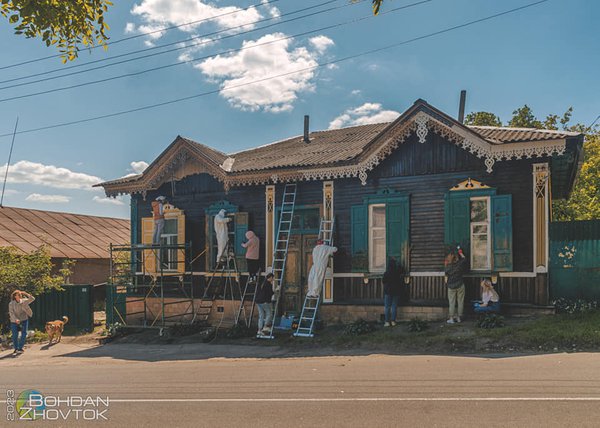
414, 112, 429, 143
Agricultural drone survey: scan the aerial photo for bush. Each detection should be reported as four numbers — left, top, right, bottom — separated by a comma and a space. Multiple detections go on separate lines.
226, 323, 253, 339
407, 317, 428, 332
553, 298, 600, 314
343, 319, 375, 336
170, 322, 208, 337
477, 314, 505, 329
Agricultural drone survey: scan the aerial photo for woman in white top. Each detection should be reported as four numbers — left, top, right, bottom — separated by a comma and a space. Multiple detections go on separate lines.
8, 290, 35, 354
473, 279, 500, 313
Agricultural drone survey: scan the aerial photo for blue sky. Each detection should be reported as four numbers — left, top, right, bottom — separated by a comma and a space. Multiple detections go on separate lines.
0, 0, 598, 219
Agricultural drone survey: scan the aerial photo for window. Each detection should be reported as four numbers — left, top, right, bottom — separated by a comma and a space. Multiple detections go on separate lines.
470, 197, 490, 270
445, 186, 513, 272
369, 204, 387, 272
351, 193, 410, 273
160, 218, 178, 271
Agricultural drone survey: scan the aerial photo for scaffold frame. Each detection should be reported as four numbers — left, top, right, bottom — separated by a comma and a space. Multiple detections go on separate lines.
107, 242, 196, 333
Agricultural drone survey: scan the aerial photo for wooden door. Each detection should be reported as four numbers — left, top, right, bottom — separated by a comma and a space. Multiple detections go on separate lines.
282, 233, 317, 314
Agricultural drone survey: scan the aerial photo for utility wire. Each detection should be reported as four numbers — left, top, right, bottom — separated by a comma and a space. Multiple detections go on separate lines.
0, 117, 18, 207
0, 0, 283, 70
0, 0, 549, 140
0, 0, 342, 85
0, 0, 432, 103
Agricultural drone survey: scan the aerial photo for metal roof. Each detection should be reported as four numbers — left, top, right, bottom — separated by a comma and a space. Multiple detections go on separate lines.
0, 206, 129, 259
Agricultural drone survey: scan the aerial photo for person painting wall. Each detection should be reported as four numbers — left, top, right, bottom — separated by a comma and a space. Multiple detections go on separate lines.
214, 209, 231, 264
307, 240, 337, 298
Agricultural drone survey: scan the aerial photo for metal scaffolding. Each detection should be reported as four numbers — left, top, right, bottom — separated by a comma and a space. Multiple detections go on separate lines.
107, 242, 196, 333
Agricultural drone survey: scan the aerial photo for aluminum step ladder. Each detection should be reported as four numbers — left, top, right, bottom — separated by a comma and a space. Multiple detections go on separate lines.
258, 183, 297, 339
234, 270, 260, 328
294, 217, 335, 338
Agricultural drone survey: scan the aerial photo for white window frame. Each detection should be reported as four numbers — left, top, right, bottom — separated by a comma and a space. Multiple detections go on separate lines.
160, 218, 178, 272
470, 196, 491, 271
368, 203, 386, 273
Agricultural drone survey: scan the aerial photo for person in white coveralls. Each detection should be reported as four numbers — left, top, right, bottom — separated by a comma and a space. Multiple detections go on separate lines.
306, 239, 337, 297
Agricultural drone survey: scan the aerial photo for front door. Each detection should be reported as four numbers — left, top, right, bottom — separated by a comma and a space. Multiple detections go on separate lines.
283, 234, 318, 314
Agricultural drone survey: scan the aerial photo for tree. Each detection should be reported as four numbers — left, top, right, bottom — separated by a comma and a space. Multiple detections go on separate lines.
508, 105, 543, 128
1, 0, 113, 62
0, 246, 68, 332
553, 130, 600, 221
464, 111, 502, 127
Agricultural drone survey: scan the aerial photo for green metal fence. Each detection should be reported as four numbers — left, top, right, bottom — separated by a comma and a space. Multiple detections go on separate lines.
29, 284, 94, 332
550, 221, 600, 300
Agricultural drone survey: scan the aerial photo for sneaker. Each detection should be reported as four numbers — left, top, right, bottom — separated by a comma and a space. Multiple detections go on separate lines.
455, 317, 462, 323
16, 349, 24, 354
391, 321, 397, 327
384, 322, 391, 327
446, 318, 455, 324
261, 327, 271, 335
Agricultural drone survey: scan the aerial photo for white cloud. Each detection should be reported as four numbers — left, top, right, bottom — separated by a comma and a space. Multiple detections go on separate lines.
130, 161, 149, 174
351, 89, 362, 96
129, 0, 263, 44
26, 193, 70, 204
197, 33, 334, 113
328, 103, 400, 129
1, 161, 102, 190
93, 196, 126, 206
124, 22, 136, 33
309, 35, 335, 54
1, 189, 19, 196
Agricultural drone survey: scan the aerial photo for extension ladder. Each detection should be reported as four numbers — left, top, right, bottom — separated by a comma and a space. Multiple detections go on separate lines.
294, 217, 335, 338
258, 183, 297, 339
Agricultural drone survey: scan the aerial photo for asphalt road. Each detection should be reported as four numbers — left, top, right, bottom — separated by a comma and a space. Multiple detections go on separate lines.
1, 341, 600, 427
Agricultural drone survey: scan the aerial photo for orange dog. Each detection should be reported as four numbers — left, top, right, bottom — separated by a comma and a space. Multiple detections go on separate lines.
45, 316, 69, 344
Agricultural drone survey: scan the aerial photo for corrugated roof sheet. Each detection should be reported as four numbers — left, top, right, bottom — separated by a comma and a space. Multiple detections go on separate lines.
0, 207, 129, 259
230, 123, 389, 172
469, 126, 581, 144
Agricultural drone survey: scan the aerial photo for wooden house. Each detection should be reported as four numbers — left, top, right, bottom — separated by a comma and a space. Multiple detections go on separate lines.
97, 99, 584, 322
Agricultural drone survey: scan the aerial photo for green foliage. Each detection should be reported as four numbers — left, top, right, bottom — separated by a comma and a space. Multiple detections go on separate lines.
0, 246, 68, 332
508, 105, 543, 128
407, 317, 428, 332
226, 323, 253, 338
170, 322, 209, 337
0, 0, 113, 62
553, 131, 600, 221
553, 298, 600, 314
476, 313, 505, 329
464, 111, 502, 127
343, 318, 376, 336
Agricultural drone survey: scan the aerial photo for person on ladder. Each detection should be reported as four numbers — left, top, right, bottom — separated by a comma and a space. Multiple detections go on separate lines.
307, 239, 337, 298
242, 230, 260, 282
255, 273, 275, 336
151, 196, 168, 245
214, 209, 231, 265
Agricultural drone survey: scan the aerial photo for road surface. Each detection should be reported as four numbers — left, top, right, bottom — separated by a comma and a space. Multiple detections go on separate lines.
1, 341, 599, 427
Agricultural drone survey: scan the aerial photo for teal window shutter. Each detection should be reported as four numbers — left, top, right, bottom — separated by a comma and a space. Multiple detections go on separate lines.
444, 192, 470, 250
491, 194, 513, 271
386, 197, 410, 272
351, 204, 368, 272
234, 212, 249, 271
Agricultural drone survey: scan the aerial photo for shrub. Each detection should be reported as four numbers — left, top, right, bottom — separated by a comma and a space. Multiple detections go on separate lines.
343, 319, 375, 336
170, 322, 208, 337
226, 323, 253, 339
477, 314, 505, 329
407, 317, 428, 332
553, 298, 600, 314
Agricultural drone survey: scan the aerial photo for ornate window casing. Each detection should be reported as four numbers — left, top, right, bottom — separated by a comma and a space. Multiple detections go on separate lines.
265, 185, 275, 269
533, 163, 550, 273
323, 181, 334, 303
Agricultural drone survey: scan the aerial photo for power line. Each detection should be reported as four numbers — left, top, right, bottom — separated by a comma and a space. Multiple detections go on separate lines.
0, 0, 432, 103
0, 0, 283, 70
0, 0, 342, 86
0, 0, 549, 140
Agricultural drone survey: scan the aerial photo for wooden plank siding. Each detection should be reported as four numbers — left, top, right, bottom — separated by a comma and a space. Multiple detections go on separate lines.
131, 131, 547, 305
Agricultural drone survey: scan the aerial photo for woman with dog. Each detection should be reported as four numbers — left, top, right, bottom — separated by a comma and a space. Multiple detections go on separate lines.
8, 290, 35, 354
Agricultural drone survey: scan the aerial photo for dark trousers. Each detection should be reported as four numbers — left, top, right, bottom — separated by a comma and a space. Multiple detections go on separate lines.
247, 259, 260, 277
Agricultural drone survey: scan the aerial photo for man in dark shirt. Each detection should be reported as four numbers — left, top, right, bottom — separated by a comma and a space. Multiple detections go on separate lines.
444, 247, 468, 324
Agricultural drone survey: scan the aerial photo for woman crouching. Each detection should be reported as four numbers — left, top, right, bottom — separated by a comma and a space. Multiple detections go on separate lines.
473, 279, 500, 313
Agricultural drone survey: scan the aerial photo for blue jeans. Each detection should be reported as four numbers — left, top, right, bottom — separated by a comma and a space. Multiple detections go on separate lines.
384, 294, 398, 322
11, 319, 28, 351
474, 301, 500, 313
257, 303, 273, 331
152, 219, 164, 245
